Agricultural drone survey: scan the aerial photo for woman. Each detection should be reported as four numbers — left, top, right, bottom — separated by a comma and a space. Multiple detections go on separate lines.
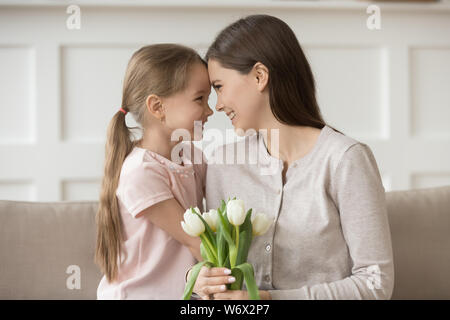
188, 14, 394, 300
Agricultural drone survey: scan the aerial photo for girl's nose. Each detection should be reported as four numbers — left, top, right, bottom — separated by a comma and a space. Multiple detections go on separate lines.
206, 105, 214, 118
203, 104, 213, 121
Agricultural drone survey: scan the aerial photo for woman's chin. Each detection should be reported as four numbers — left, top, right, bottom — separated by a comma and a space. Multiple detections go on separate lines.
233, 123, 258, 137
234, 127, 245, 137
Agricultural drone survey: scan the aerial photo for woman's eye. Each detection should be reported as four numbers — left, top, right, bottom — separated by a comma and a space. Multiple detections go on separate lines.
195, 96, 203, 101
214, 85, 222, 90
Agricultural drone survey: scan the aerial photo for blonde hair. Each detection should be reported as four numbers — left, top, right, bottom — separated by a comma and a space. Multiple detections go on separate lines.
95, 44, 206, 282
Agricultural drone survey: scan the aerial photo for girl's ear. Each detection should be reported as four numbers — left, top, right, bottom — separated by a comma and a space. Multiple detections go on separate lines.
253, 62, 269, 92
145, 94, 165, 122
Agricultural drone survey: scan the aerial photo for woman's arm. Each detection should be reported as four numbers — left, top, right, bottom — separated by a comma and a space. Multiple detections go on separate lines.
268, 143, 395, 300
137, 198, 202, 261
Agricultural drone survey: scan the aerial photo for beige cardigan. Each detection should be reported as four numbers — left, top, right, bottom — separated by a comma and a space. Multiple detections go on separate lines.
203, 125, 394, 299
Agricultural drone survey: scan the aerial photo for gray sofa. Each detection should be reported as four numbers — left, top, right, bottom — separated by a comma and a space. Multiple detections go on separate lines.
1, 186, 449, 300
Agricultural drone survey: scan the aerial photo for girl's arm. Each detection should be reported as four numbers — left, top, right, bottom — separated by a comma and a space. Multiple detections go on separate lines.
136, 198, 202, 261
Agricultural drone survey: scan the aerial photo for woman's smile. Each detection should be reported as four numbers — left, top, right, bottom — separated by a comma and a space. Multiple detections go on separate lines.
226, 111, 236, 124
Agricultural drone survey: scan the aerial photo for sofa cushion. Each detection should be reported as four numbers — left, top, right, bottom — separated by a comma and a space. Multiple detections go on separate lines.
386, 185, 450, 299
0, 200, 102, 299
0, 185, 449, 299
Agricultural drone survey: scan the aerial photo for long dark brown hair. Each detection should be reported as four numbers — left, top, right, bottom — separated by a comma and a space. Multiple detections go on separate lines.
95, 44, 205, 282
205, 14, 342, 134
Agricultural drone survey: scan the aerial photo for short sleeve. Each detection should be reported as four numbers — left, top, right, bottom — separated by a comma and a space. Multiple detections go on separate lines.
119, 162, 174, 218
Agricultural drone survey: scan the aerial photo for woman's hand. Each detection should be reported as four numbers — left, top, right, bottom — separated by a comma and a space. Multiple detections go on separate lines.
190, 266, 236, 300
213, 290, 272, 300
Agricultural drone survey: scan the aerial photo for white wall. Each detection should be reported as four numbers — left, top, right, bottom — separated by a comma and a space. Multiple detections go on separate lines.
0, 1, 449, 201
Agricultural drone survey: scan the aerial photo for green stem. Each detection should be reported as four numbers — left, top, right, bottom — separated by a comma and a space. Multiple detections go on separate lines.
200, 233, 218, 262
230, 225, 240, 269
235, 225, 240, 252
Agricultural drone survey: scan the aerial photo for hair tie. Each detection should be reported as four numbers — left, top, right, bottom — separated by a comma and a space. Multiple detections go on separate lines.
119, 107, 127, 115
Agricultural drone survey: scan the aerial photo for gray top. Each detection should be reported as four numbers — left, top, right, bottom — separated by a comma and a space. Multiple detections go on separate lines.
205, 125, 394, 299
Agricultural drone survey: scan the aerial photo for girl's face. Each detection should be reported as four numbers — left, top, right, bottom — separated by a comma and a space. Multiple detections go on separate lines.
207, 58, 266, 135
163, 62, 213, 141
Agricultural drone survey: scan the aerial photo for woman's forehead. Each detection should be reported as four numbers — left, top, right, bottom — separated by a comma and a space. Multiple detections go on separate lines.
207, 59, 231, 83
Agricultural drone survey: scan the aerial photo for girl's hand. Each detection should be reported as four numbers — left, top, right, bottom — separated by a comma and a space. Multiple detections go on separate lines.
213, 290, 272, 300
191, 266, 236, 300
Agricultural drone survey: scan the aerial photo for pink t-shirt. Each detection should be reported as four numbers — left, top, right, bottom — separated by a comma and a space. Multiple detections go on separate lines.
97, 143, 206, 299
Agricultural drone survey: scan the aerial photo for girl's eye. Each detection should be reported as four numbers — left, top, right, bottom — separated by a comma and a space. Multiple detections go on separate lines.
195, 96, 203, 101
214, 85, 222, 90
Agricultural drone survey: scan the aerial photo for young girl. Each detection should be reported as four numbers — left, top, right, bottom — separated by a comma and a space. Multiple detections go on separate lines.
95, 44, 214, 299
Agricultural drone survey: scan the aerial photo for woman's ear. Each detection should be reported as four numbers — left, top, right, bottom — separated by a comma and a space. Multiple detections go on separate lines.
253, 62, 269, 92
145, 94, 165, 122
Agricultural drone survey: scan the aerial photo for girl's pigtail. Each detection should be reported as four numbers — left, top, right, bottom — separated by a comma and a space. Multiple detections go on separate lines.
95, 109, 134, 282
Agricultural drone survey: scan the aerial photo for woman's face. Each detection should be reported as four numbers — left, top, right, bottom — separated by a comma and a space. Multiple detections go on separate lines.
207, 59, 266, 135
163, 62, 214, 141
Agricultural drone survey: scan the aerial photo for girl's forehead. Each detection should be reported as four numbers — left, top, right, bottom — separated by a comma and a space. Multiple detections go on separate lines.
185, 65, 211, 94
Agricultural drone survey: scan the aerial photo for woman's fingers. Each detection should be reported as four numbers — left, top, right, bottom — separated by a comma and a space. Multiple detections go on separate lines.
213, 290, 247, 300
200, 266, 232, 277
195, 267, 235, 300
200, 267, 235, 288
212, 292, 232, 300
206, 275, 236, 285
201, 284, 227, 297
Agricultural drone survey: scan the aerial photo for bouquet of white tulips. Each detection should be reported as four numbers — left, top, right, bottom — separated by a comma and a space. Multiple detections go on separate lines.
181, 198, 272, 300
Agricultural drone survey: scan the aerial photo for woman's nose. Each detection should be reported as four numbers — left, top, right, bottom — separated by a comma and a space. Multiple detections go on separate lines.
215, 102, 224, 112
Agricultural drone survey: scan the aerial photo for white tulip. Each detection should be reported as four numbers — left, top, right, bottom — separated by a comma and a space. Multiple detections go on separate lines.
202, 209, 219, 232
226, 199, 246, 226
251, 212, 272, 236
181, 208, 205, 237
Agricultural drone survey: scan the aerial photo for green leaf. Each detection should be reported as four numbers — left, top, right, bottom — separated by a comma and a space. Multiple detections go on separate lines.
241, 209, 252, 232
182, 260, 214, 300
231, 224, 236, 242
200, 234, 218, 265
236, 230, 252, 266
216, 223, 228, 267
191, 208, 217, 249
229, 267, 244, 290
218, 202, 231, 232
217, 206, 234, 249
220, 200, 226, 213
236, 209, 253, 266
232, 263, 260, 300
224, 252, 230, 269
200, 242, 208, 261
229, 242, 238, 268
